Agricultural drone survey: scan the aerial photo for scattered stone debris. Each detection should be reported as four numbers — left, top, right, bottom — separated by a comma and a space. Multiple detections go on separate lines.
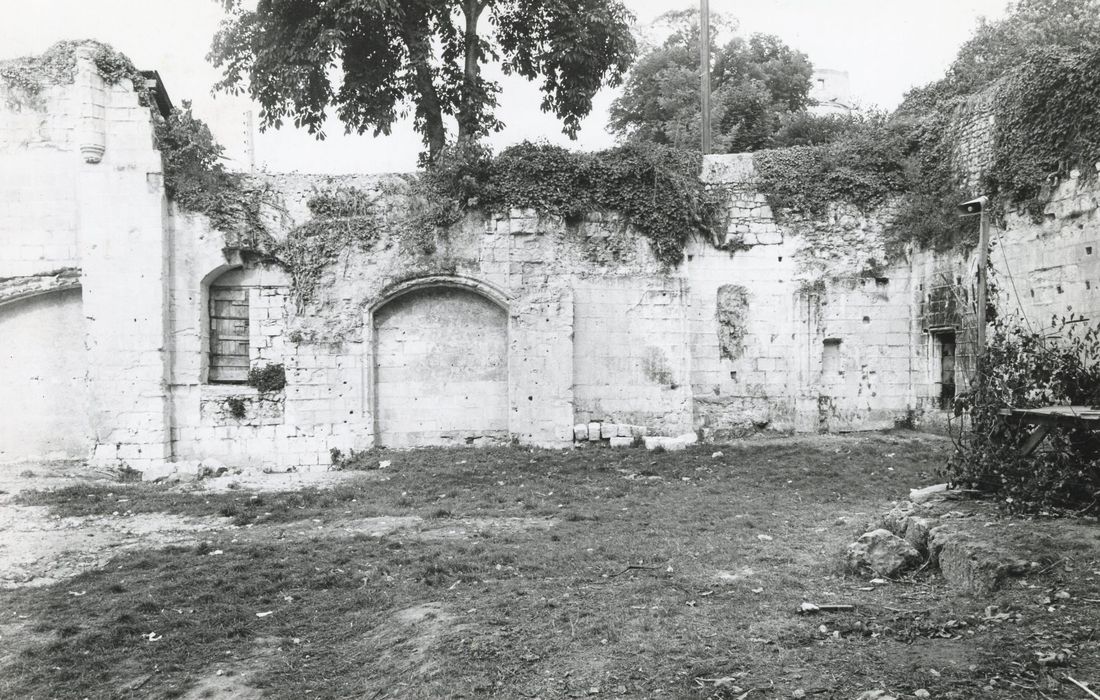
643, 433, 699, 451
845, 528, 921, 578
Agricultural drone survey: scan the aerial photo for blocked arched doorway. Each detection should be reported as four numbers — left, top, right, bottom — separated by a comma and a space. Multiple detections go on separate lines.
0, 287, 93, 463
371, 279, 509, 447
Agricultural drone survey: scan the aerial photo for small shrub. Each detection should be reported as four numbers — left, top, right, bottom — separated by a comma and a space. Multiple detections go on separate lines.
112, 464, 142, 483
945, 313, 1100, 512
330, 447, 380, 471
247, 364, 286, 393
225, 397, 247, 420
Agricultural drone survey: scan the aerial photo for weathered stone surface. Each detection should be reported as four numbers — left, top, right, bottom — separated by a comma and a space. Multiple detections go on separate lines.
608, 436, 633, 448
928, 525, 1029, 596
910, 483, 948, 503
140, 462, 176, 482
587, 423, 601, 442
845, 529, 922, 578
5, 48, 1100, 470
854, 691, 897, 700
903, 516, 933, 553
878, 501, 916, 535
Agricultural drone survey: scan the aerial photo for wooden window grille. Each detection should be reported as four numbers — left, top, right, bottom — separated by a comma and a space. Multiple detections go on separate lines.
209, 286, 250, 382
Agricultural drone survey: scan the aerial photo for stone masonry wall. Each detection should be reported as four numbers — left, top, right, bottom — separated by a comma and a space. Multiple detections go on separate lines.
5, 43, 1100, 472
0, 48, 170, 468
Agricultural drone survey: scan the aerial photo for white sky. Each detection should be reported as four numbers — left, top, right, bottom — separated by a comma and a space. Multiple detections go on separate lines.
1, 0, 1011, 174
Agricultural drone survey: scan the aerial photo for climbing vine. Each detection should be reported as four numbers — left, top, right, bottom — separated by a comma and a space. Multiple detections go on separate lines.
421, 141, 725, 266
0, 40, 146, 108
753, 109, 972, 253
753, 25, 1100, 254
987, 42, 1100, 218
273, 187, 383, 305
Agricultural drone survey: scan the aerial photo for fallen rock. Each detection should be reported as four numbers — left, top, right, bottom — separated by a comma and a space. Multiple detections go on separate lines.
587, 422, 601, 442
928, 525, 1029, 596
845, 529, 922, 578
643, 434, 696, 451
903, 515, 933, 553
140, 462, 176, 482
854, 691, 896, 700
879, 501, 917, 534
910, 483, 949, 503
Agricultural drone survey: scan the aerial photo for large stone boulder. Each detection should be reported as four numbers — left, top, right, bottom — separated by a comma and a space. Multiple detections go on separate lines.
845, 529, 922, 578
928, 525, 1031, 596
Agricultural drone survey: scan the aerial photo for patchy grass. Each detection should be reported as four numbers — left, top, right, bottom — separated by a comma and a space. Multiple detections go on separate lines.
5, 433, 1100, 698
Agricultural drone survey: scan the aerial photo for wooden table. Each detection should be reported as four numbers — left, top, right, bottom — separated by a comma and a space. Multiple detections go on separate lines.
997, 406, 1100, 455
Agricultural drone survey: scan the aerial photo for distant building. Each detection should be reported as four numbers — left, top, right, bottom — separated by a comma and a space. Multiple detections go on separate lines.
809, 69, 854, 115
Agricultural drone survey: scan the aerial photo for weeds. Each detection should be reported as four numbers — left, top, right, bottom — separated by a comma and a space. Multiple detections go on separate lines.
9, 437, 1096, 698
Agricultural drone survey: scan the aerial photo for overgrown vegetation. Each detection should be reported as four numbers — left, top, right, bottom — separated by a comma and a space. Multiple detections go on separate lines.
753, 108, 972, 252
987, 42, 1100, 217
753, 0, 1100, 252
608, 9, 814, 153
421, 140, 724, 266
11, 437, 1100, 698
272, 187, 384, 305
946, 314, 1100, 513
247, 363, 286, 393
225, 396, 247, 420
0, 40, 145, 108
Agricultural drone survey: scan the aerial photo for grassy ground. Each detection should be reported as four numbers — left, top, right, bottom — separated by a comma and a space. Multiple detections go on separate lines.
4, 433, 1100, 699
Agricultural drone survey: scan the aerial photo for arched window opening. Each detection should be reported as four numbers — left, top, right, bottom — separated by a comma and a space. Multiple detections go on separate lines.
208, 268, 251, 383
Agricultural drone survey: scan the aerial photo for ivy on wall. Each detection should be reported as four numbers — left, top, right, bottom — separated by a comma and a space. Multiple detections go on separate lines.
752, 40, 1100, 254
273, 187, 383, 305
0, 40, 146, 108
752, 110, 972, 253
422, 141, 725, 266
988, 43, 1100, 218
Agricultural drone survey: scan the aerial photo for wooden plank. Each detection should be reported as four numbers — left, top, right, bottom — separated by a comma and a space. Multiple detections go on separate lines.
209, 366, 248, 382
210, 286, 248, 301
1020, 424, 1051, 456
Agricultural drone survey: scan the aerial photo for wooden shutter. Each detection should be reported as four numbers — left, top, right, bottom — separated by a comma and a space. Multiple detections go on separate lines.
209, 286, 250, 382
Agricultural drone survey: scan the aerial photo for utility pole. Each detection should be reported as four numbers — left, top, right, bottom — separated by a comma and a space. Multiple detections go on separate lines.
958, 196, 990, 354
700, 0, 712, 154
976, 204, 990, 353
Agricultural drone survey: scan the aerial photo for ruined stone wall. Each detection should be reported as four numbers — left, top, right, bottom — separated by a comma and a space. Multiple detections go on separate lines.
951, 89, 997, 194
6, 44, 1100, 473
692, 155, 923, 435
0, 48, 169, 468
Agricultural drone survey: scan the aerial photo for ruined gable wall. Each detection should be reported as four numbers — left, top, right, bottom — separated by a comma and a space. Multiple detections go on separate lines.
0, 48, 169, 467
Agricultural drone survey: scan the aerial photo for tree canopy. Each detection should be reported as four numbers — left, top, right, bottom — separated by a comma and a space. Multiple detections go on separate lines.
208, 0, 637, 161
608, 9, 813, 153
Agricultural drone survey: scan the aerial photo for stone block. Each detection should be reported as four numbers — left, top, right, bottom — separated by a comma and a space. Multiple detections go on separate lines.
845, 528, 921, 578
573, 423, 589, 441
601, 423, 619, 439
587, 422, 601, 441
140, 461, 176, 482
609, 436, 633, 448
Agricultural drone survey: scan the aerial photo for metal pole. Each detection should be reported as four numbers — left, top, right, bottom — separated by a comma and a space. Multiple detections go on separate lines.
976, 206, 990, 354
700, 0, 712, 154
